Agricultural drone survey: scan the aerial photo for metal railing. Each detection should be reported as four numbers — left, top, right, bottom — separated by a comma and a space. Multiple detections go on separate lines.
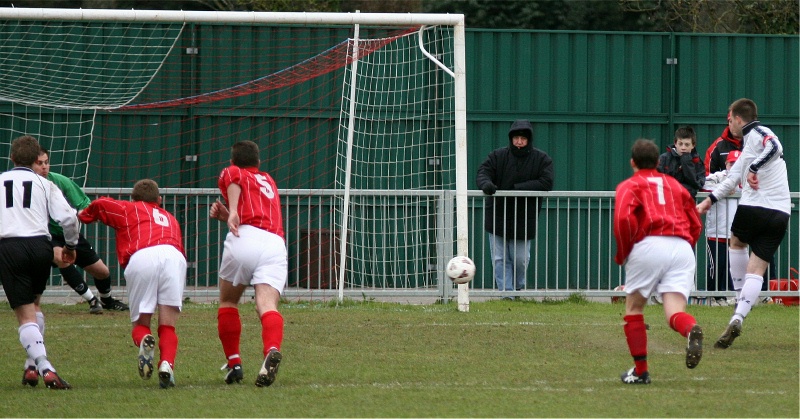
33, 188, 800, 304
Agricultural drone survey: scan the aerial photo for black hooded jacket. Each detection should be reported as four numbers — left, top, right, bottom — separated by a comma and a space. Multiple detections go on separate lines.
475, 120, 554, 239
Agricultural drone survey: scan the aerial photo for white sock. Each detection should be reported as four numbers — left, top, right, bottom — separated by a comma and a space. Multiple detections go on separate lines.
81, 290, 95, 302
25, 314, 45, 370
19, 323, 52, 373
729, 248, 748, 299
35, 311, 45, 335
734, 273, 764, 322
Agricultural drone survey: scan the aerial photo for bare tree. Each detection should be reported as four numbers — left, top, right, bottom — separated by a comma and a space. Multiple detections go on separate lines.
619, 0, 798, 34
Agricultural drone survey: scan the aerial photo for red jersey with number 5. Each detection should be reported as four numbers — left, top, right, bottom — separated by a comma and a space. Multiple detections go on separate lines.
613, 168, 701, 265
218, 165, 284, 239
78, 198, 185, 268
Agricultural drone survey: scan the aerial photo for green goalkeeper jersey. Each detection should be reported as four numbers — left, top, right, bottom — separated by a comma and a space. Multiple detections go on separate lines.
47, 172, 91, 236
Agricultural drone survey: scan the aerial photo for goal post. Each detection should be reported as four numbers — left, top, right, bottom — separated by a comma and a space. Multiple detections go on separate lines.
0, 8, 471, 311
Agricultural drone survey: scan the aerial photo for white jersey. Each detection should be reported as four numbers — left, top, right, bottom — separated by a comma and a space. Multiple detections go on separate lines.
703, 170, 740, 239
0, 167, 79, 245
710, 122, 791, 215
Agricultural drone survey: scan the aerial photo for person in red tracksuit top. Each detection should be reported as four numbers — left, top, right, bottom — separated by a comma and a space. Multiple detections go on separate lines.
704, 112, 742, 176
79, 179, 186, 389
210, 140, 287, 388
614, 138, 704, 385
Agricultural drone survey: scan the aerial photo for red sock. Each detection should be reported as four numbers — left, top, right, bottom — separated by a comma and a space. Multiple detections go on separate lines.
623, 314, 648, 375
218, 307, 242, 368
669, 312, 696, 337
132, 324, 152, 347
158, 325, 178, 368
260, 310, 284, 356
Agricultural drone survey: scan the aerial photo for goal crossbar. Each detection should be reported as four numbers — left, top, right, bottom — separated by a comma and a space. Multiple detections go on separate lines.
0, 8, 464, 26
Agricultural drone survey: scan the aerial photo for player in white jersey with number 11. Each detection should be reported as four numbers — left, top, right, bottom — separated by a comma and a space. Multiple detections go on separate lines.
0, 135, 79, 389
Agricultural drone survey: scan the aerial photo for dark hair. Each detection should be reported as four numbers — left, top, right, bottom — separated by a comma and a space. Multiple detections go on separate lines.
131, 179, 160, 203
231, 141, 260, 168
674, 126, 696, 145
39, 147, 49, 156
730, 98, 758, 123
10, 135, 41, 167
631, 138, 659, 169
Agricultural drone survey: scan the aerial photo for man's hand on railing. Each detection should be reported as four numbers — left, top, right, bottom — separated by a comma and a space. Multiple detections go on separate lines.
696, 197, 712, 215
209, 199, 229, 222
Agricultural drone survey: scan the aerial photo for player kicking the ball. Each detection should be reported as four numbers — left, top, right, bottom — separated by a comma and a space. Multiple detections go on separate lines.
613, 139, 704, 384
210, 140, 286, 387
697, 98, 791, 349
78, 179, 186, 389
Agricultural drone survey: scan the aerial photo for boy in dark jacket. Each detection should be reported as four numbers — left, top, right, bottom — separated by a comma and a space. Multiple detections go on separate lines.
657, 126, 705, 197
476, 120, 554, 295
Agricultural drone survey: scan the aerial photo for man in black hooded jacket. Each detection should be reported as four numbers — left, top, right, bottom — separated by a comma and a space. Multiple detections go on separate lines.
476, 120, 554, 294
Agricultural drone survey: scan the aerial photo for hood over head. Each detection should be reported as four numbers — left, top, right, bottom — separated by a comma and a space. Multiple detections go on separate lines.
508, 119, 533, 157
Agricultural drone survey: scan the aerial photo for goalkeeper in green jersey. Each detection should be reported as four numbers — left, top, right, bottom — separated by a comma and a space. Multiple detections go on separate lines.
33, 148, 128, 313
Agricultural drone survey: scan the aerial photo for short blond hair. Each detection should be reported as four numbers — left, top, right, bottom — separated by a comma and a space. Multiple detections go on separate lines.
131, 179, 160, 203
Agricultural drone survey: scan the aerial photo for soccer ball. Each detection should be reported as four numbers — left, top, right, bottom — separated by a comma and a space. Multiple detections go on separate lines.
446, 256, 475, 284
611, 285, 626, 303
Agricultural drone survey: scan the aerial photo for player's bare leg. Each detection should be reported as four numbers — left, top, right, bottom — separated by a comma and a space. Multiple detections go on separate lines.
16, 298, 71, 389
254, 284, 283, 387
218, 279, 246, 384
52, 247, 102, 313
155, 305, 180, 388
133, 314, 156, 380
663, 292, 703, 369
717, 236, 769, 349
620, 291, 650, 384
84, 259, 128, 311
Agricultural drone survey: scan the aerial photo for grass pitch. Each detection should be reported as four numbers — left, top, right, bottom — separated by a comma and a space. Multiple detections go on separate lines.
0, 297, 797, 418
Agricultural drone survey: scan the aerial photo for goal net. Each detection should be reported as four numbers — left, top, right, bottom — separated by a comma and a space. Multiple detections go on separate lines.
0, 9, 469, 309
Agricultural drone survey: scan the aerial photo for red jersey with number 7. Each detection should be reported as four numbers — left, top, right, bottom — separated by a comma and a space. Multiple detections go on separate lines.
613, 168, 701, 265
78, 198, 185, 268
218, 165, 284, 239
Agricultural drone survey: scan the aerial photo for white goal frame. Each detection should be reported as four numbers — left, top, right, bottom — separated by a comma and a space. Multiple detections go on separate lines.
0, 8, 471, 311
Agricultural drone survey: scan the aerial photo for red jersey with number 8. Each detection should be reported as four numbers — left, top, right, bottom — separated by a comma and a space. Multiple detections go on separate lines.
78, 198, 185, 268
218, 165, 284, 239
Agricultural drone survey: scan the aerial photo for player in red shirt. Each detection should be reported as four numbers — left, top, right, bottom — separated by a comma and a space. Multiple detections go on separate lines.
613, 139, 704, 385
210, 140, 287, 387
78, 179, 186, 389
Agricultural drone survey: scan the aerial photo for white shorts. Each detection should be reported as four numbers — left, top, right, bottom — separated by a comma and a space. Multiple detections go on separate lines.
124, 245, 187, 322
624, 236, 696, 300
219, 225, 287, 294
